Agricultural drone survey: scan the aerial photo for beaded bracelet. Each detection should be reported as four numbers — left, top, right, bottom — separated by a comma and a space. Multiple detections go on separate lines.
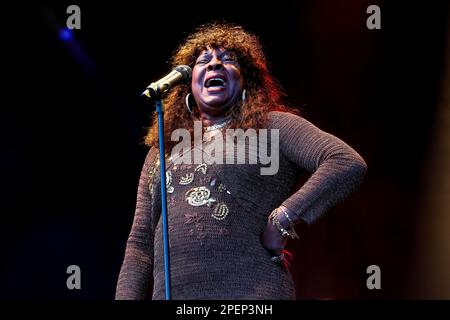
269, 207, 300, 239
270, 213, 290, 238
279, 206, 300, 239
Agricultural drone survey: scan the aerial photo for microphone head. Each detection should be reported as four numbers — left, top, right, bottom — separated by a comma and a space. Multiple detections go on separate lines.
141, 65, 193, 99
174, 65, 192, 82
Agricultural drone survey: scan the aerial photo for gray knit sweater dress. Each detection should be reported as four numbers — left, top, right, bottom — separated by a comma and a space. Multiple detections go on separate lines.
115, 111, 367, 300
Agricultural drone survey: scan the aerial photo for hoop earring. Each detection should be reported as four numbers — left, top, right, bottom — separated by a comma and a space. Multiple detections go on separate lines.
185, 93, 193, 113
242, 89, 246, 102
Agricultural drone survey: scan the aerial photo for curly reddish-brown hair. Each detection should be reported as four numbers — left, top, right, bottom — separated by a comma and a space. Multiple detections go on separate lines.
144, 22, 295, 148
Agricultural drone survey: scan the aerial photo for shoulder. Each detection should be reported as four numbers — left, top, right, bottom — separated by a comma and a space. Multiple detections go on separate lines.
142, 146, 160, 168
144, 146, 158, 160
267, 110, 309, 129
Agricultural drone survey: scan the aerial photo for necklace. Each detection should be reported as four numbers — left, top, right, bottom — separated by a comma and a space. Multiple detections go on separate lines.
204, 119, 232, 132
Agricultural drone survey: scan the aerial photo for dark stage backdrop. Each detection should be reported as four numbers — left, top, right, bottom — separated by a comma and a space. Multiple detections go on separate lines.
1, 1, 449, 299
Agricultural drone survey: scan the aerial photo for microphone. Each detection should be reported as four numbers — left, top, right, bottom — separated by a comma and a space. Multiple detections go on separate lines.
141, 65, 192, 99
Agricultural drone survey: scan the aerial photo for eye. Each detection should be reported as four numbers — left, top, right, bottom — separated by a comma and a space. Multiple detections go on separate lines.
222, 55, 234, 61
196, 59, 208, 65
222, 54, 238, 65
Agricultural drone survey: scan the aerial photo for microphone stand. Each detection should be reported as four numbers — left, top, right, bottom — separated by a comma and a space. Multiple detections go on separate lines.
152, 90, 171, 300
141, 67, 191, 299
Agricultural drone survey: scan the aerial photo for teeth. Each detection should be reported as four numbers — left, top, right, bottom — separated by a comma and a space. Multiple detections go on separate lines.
206, 78, 226, 88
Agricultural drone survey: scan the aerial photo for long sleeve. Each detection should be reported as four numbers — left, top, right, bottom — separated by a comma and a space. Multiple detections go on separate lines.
269, 111, 367, 225
115, 147, 159, 300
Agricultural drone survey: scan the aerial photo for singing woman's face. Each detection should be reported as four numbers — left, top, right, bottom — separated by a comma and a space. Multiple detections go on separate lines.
191, 47, 243, 119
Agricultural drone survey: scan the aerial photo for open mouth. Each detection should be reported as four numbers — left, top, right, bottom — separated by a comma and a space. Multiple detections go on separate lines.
204, 76, 227, 88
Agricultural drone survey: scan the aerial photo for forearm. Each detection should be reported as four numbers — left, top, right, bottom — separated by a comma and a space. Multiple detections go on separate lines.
281, 154, 367, 224
115, 245, 154, 300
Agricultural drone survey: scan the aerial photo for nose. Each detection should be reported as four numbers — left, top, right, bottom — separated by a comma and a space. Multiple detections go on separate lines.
207, 57, 224, 71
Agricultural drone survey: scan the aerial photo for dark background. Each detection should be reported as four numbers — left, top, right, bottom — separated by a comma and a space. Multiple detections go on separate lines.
1, 1, 449, 299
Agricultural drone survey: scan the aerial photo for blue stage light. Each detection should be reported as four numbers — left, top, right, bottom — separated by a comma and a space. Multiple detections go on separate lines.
59, 28, 73, 41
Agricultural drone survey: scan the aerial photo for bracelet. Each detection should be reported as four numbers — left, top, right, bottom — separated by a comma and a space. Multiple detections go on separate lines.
269, 209, 290, 238
279, 206, 300, 239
